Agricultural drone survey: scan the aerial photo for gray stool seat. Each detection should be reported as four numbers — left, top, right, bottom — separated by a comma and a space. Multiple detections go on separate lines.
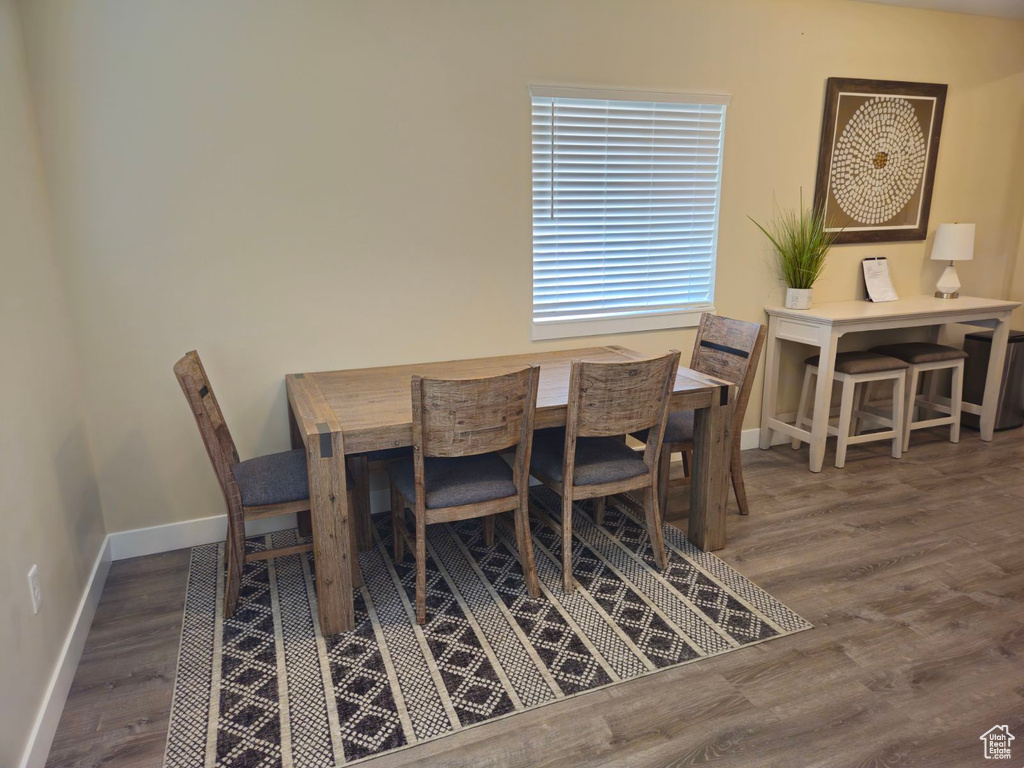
869, 342, 968, 365
388, 452, 516, 509
805, 351, 909, 375
531, 428, 647, 486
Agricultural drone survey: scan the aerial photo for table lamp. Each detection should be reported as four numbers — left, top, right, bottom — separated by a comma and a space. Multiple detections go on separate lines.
931, 223, 975, 299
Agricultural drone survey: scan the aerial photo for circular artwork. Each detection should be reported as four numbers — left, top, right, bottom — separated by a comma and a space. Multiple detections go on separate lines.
830, 96, 927, 225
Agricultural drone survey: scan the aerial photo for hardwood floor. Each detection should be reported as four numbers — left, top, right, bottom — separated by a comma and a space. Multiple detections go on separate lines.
47, 429, 1024, 767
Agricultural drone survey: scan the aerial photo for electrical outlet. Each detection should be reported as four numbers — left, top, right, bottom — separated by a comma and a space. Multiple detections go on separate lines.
28, 564, 41, 614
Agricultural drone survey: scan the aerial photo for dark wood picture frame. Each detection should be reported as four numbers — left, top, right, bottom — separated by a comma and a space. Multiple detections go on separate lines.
813, 77, 947, 244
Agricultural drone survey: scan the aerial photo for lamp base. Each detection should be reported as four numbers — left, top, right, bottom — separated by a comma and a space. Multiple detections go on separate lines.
934, 263, 962, 300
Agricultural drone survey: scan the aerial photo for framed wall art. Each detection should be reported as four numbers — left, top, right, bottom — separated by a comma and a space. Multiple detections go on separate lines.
813, 77, 947, 244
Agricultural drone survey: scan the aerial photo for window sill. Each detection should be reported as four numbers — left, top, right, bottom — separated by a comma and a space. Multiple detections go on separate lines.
531, 306, 714, 341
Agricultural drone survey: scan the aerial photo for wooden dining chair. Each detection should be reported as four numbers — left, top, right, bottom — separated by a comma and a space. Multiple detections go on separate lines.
175, 350, 361, 619
672, 315, 765, 517
530, 351, 681, 593
634, 314, 765, 519
387, 366, 542, 625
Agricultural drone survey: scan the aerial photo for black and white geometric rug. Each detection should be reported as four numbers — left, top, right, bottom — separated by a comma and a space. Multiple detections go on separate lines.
163, 488, 811, 767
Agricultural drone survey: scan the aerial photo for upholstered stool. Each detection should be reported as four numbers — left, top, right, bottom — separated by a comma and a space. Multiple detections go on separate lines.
869, 342, 968, 449
793, 351, 908, 468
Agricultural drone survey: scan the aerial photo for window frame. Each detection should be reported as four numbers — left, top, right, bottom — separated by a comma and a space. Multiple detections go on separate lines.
529, 85, 731, 341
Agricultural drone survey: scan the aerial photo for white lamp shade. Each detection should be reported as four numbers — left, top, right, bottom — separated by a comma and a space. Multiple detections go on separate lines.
931, 223, 975, 262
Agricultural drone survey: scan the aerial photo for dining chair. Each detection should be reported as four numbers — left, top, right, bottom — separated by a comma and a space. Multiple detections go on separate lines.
530, 351, 681, 593
175, 350, 361, 619
387, 366, 542, 625
635, 314, 765, 519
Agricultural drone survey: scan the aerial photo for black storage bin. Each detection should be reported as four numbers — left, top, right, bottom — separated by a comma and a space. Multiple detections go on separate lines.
962, 329, 1024, 431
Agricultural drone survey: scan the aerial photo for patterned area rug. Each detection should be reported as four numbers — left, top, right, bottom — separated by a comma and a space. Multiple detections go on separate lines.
163, 488, 810, 767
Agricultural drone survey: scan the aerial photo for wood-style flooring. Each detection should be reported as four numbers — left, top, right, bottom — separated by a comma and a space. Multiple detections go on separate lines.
47, 428, 1024, 767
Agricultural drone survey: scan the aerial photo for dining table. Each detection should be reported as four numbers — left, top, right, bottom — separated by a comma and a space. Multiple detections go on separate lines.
286, 345, 735, 635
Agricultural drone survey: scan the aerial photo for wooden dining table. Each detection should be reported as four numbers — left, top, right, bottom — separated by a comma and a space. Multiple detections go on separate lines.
286, 345, 734, 635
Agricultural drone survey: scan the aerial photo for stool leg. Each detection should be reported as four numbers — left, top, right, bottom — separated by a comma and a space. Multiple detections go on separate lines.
903, 367, 920, 450
892, 371, 905, 459
924, 368, 941, 419
950, 360, 964, 443
793, 367, 814, 450
835, 376, 855, 469
852, 380, 870, 436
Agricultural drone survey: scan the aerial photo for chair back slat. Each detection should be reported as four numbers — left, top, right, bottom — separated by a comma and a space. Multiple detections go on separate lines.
572, 352, 681, 438
173, 350, 240, 497
690, 314, 766, 431
413, 367, 538, 458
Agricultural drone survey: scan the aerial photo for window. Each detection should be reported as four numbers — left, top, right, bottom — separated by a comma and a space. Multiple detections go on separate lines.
531, 86, 730, 340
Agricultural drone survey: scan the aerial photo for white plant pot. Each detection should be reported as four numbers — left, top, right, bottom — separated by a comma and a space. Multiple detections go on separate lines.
785, 288, 813, 310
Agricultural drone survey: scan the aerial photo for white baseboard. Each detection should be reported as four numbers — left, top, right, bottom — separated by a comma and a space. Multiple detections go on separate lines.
740, 426, 791, 451
19, 536, 112, 768
106, 493, 403, 563
108, 512, 303, 561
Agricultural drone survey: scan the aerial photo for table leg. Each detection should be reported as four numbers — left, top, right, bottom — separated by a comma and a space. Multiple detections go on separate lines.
808, 330, 840, 473
979, 315, 1011, 441
347, 454, 373, 550
289, 399, 313, 538
759, 315, 782, 450
306, 428, 355, 635
923, 325, 943, 419
689, 384, 733, 551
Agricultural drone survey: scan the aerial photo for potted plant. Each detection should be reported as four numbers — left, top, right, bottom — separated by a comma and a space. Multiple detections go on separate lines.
750, 195, 838, 310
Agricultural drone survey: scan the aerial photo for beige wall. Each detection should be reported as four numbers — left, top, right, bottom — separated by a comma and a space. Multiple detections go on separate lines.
16, 0, 1024, 534
0, 1, 106, 764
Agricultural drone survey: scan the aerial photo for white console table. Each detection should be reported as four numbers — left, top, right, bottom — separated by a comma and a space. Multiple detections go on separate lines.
759, 295, 1021, 472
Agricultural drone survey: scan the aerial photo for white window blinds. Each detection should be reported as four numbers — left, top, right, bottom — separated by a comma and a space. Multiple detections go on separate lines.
531, 86, 729, 333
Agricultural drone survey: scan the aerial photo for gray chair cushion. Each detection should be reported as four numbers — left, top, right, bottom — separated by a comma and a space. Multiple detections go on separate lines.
631, 410, 695, 446
663, 411, 695, 445
232, 449, 313, 507
388, 452, 517, 509
805, 351, 910, 374
868, 342, 968, 365
530, 428, 648, 487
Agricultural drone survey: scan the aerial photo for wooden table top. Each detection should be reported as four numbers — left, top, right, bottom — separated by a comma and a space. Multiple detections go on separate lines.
287, 345, 728, 454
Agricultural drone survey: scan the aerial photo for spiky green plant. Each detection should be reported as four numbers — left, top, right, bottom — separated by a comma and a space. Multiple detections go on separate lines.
749, 194, 839, 290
